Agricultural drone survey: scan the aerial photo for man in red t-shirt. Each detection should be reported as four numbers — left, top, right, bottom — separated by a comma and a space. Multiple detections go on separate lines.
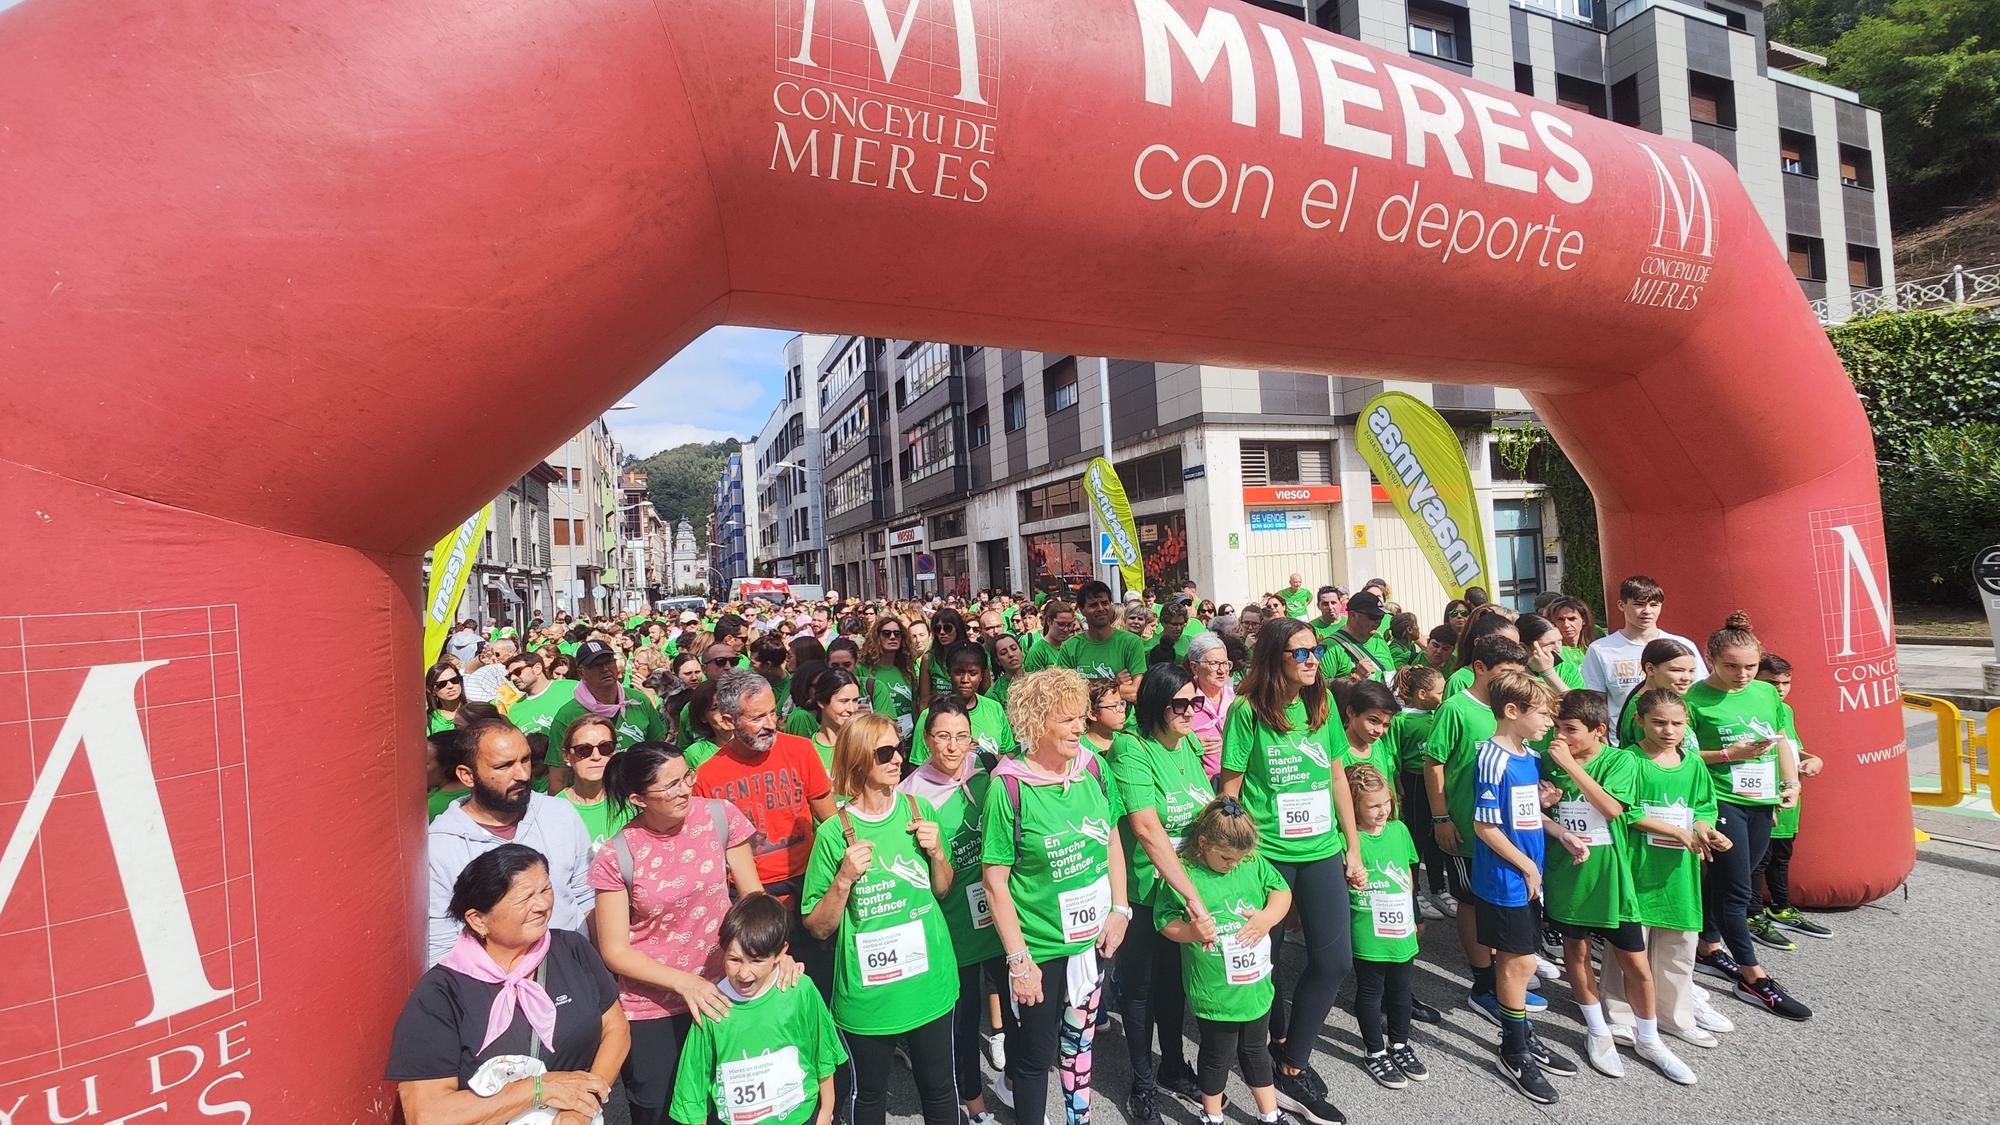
691, 668, 836, 901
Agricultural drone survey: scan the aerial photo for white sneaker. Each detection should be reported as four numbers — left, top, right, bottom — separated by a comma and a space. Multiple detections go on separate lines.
1418, 895, 1446, 921
1662, 1022, 1720, 1049
1691, 988, 1736, 1034
982, 1031, 1006, 1072
991, 1076, 1014, 1109
1607, 1023, 1636, 1048
1534, 955, 1563, 981
966, 1112, 998, 1125
1585, 1032, 1624, 1077
1423, 889, 1457, 918
1636, 1039, 1698, 1085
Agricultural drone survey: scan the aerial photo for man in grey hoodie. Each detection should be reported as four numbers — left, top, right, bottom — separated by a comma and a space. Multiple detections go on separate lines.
424, 712, 596, 965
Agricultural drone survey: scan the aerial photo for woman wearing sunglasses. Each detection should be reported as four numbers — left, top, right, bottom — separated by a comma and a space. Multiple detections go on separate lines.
555, 716, 631, 848
861, 616, 919, 740
1218, 620, 1366, 1125
1112, 664, 1219, 1122
425, 660, 466, 734
802, 713, 961, 1125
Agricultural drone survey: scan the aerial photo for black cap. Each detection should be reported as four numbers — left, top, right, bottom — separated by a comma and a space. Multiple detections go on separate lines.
575, 639, 618, 666
1347, 591, 1386, 620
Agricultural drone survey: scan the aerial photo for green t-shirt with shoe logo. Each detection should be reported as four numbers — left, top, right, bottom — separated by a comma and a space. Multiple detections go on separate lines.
980, 766, 1123, 962
1220, 698, 1344, 864
1423, 689, 1498, 859
1348, 821, 1421, 963
1156, 853, 1289, 1022
1110, 733, 1215, 905
1686, 679, 1787, 808
1543, 746, 1640, 930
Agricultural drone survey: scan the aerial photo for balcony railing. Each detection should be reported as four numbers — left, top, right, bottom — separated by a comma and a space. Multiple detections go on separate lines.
1512, 0, 1598, 27
1809, 263, 2000, 325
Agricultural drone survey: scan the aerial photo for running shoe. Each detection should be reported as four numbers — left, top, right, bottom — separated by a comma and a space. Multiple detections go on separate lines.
1124, 1088, 1163, 1125
1662, 1022, 1720, 1049
1607, 1023, 1636, 1048
1387, 1042, 1429, 1082
991, 1076, 1014, 1109
1422, 889, 1457, 918
1541, 927, 1565, 958
1635, 1039, 1698, 1086
1362, 1051, 1407, 1090
1526, 1032, 1578, 1077
965, 1112, 998, 1125
1199, 1116, 1228, 1125
1153, 1061, 1204, 1104
1410, 997, 1443, 1025
1748, 910, 1797, 952
1498, 1052, 1559, 1105
1767, 907, 1834, 939
1273, 1067, 1345, 1125
1525, 988, 1550, 1013
1469, 991, 1504, 1026
1735, 975, 1813, 1021
1418, 896, 1446, 921
1584, 1032, 1623, 1077
1690, 987, 1736, 1034
1694, 946, 1743, 983
981, 1031, 1006, 1072
1535, 954, 1563, 980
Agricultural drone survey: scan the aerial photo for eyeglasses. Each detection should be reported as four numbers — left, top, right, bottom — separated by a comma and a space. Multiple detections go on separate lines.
1196, 659, 1232, 672
1097, 698, 1128, 711
873, 743, 905, 764
432, 676, 461, 687
1288, 645, 1327, 664
568, 739, 616, 758
929, 732, 973, 746
1167, 697, 1198, 715
646, 772, 693, 795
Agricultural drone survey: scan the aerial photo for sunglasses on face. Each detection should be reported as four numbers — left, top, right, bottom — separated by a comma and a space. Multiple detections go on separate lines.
568, 739, 615, 758
873, 743, 904, 764
704, 656, 734, 666
432, 676, 460, 687
1167, 697, 1198, 715
1288, 645, 1327, 664
879, 628, 902, 637
1448, 609, 1469, 619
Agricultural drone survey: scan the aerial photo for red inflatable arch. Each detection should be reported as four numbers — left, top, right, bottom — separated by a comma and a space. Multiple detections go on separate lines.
1, 0, 1910, 1116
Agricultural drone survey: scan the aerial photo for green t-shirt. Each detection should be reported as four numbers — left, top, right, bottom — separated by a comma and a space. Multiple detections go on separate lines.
1387, 638, 1421, 670
1220, 698, 1344, 864
426, 710, 455, 736
668, 979, 847, 1125
557, 640, 581, 657
927, 776, 1003, 966
864, 664, 917, 735
426, 786, 468, 821
1278, 587, 1314, 618
1529, 663, 1585, 752
812, 734, 836, 772
1324, 630, 1395, 684
506, 681, 578, 741
1422, 689, 1498, 858
1348, 821, 1421, 963
1058, 629, 1150, 680
801, 798, 959, 1035
920, 655, 952, 702
1685, 679, 1787, 808
1333, 735, 1395, 774
1623, 746, 1718, 931
1311, 617, 1344, 648
980, 764, 1123, 962
1773, 702, 1803, 839
784, 706, 820, 738
683, 739, 721, 771
1020, 632, 1062, 673
1387, 709, 1436, 775
1542, 747, 1640, 929
990, 674, 1013, 708
1443, 666, 1474, 699
559, 790, 632, 849
909, 694, 1016, 766
547, 693, 667, 763
1111, 733, 1216, 905
1156, 853, 1289, 1022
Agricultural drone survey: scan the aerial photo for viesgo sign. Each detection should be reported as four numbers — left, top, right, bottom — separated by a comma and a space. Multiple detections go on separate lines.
1243, 485, 1340, 504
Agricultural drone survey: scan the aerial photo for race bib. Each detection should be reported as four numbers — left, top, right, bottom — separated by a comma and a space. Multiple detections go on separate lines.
1220, 932, 1271, 984
1510, 784, 1543, 830
1730, 760, 1777, 800
1370, 890, 1414, 939
1556, 799, 1611, 847
966, 882, 994, 930
855, 919, 929, 985
895, 714, 914, 740
1644, 803, 1693, 848
1275, 789, 1333, 838
1058, 876, 1111, 943
717, 1048, 807, 1124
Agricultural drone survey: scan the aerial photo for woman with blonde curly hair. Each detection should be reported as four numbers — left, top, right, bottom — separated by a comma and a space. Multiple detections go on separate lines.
981, 669, 1130, 1125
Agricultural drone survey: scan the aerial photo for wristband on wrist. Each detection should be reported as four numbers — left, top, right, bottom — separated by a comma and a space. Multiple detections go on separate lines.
1110, 904, 1133, 920
532, 1075, 543, 1108
1005, 947, 1031, 965
1430, 815, 1451, 824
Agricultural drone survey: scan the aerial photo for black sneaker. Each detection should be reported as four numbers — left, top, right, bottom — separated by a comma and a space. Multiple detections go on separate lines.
1498, 1052, 1558, 1105
1695, 946, 1743, 983
1153, 1061, 1204, 1104
1735, 975, 1813, 1021
1124, 1088, 1163, 1125
1409, 998, 1443, 1025
1362, 1051, 1407, 1090
1526, 1032, 1578, 1077
1273, 1068, 1345, 1125
1387, 1043, 1429, 1082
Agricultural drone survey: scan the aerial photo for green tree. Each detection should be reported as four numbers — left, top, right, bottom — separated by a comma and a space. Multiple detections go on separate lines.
1876, 422, 2000, 601
1496, 426, 1606, 620
624, 439, 742, 549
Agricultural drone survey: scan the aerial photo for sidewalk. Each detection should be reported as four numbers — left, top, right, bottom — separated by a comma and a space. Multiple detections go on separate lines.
1899, 642, 1998, 711
1901, 643, 2000, 845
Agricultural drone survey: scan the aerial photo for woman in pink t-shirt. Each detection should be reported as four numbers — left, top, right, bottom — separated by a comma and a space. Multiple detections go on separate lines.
590, 742, 760, 1125
1185, 631, 1236, 779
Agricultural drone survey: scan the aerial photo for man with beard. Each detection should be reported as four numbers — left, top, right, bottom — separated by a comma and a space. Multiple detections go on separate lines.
423, 711, 595, 965
690, 668, 835, 903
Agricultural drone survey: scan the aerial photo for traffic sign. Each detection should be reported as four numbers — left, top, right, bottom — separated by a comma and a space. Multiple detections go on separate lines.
1975, 544, 2000, 596
1098, 532, 1118, 566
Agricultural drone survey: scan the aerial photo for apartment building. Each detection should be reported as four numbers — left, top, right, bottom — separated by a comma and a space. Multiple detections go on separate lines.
709, 446, 757, 594
547, 418, 626, 617
420, 463, 562, 632
750, 333, 837, 589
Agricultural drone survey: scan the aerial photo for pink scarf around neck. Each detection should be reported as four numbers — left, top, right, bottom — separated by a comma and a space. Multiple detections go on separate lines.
573, 680, 626, 720
438, 929, 558, 1053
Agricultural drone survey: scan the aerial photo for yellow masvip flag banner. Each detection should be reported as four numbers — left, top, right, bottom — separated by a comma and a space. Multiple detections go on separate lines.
423, 503, 493, 666
1083, 457, 1146, 596
1355, 392, 1491, 597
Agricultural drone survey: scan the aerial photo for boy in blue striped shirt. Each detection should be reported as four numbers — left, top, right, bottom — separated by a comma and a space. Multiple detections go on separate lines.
1472, 669, 1583, 1104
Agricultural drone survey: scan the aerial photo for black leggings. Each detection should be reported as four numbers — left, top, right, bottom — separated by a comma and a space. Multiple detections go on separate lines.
953, 959, 1000, 1102
1267, 853, 1355, 1072
1398, 771, 1447, 894
1007, 956, 1103, 1125
1196, 1010, 1274, 1096
1702, 801, 1775, 968
843, 1010, 959, 1125
1351, 959, 1413, 1054
1755, 835, 1795, 910
622, 1012, 694, 1125
1117, 902, 1189, 1090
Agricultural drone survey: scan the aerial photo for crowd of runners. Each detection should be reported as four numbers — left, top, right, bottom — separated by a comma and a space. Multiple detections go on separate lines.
391, 573, 1833, 1125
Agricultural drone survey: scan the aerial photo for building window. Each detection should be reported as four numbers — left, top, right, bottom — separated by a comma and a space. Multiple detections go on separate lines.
1555, 74, 1607, 118
1838, 144, 1873, 189
1611, 75, 1641, 128
968, 406, 990, 448
1514, 63, 1535, 97
1020, 478, 1085, 523
821, 339, 871, 409
1407, 3, 1466, 63
829, 461, 875, 517
1118, 447, 1187, 503
900, 341, 953, 406
1847, 245, 1882, 289
1787, 235, 1826, 282
1702, 2, 1747, 30
1044, 358, 1079, 415
1778, 129, 1816, 177
1687, 73, 1735, 128
900, 407, 960, 483
825, 399, 871, 460
1003, 386, 1027, 432
931, 508, 967, 541
1240, 440, 1334, 486
1023, 528, 1093, 594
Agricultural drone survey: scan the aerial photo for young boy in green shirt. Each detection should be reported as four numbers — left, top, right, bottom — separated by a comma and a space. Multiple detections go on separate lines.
671, 894, 846, 1125
1749, 653, 1831, 946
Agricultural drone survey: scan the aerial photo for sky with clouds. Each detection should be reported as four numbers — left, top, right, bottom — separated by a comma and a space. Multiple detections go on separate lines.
607, 326, 794, 460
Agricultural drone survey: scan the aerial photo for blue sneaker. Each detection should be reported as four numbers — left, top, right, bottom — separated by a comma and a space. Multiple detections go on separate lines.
1525, 989, 1549, 1013
1471, 989, 1549, 1024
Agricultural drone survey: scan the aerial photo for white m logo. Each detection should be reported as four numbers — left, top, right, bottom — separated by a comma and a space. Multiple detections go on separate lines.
0, 660, 233, 1026
1826, 524, 1893, 657
787, 0, 989, 106
1637, 143, 1715, 258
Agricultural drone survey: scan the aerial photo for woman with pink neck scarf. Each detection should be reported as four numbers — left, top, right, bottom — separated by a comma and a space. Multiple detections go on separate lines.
547, 639, 668, 789
388, 843, 628, 1124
